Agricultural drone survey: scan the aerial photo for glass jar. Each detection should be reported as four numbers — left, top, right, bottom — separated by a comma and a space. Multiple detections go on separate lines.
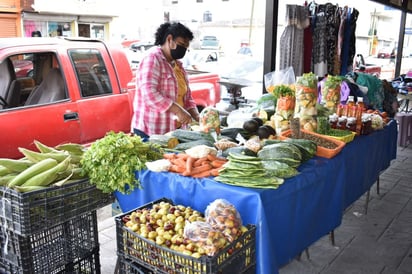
346, 117, 357, 132
337, 116, 347, 130
329, 114, 338, 129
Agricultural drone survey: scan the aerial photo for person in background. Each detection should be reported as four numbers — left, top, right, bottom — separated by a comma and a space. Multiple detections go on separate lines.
131, 22, 200, 139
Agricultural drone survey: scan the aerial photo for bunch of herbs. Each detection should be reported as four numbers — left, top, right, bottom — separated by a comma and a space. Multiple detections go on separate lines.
81, 131, 163, 194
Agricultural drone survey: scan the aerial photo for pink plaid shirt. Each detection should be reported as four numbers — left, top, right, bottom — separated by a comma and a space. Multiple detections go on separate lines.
131, 47, 197, 135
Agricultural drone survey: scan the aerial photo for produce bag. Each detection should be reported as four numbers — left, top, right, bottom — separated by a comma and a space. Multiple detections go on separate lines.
295, 72, 318, 132
321, 75, 343, 113
273, 92, 295, 134
264, 67, 296, 134
205, 199, 242, 242
264, 66, 296, 93
183, 221, 228, 256
199, 107, 221, 135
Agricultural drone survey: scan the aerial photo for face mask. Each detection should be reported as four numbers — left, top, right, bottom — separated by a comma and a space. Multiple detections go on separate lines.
170, 44, 187, 60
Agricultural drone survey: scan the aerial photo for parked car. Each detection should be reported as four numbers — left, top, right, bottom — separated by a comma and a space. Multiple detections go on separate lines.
0, 37, 135, 159
200, 36, 220, 50
237, 46, 253, 57
0, 37, 221, 159
12, 57, 33, 77
129, 41, 154, 52
218, 58, 264, 106
377, 47, 395, 58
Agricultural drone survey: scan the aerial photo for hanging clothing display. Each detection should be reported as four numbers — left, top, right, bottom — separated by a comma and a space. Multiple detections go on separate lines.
279, 2, 358, 78
312, 12, 328, 76
279, 5, 310, 76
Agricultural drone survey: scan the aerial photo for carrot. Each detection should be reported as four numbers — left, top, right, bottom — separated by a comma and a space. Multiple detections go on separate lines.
163, 153, 176, 160
176, 153, 189, 160
182, 163, 212, 177
171, 158, 186, 169
210, 168, 222, 177
193, 156, 209, 167
185, 156, 196, 174
169, 165, 186, 173
192, 170, 213, 178
206, 154, 227, 162
210, 160, 227, 168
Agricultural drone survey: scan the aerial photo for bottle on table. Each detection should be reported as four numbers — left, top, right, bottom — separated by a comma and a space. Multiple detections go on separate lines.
356, 97, 365, 112
345, 96, 355, 117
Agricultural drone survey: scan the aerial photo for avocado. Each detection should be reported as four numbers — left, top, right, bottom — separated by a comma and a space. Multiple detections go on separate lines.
252, 117, 264, 127
262, 125, 276, 136
257, 126, 271, 139
243, 119, 259, 133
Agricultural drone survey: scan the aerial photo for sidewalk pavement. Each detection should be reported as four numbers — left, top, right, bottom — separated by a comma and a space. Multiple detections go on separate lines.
97, 145, 412, 274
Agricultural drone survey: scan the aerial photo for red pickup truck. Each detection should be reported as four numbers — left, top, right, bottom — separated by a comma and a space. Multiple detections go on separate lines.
0, 37, 220, 159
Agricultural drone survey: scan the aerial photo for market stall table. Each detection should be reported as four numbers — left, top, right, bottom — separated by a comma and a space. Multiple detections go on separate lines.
115, 120, 397, 274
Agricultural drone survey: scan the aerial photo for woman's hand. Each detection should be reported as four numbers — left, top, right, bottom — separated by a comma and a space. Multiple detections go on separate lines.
176, 109, 193, 124
170, 103, 192, 124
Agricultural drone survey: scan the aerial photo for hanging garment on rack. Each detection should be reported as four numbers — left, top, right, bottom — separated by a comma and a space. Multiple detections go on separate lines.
279, 4, 310, 76
341, 8, 359, 75
347, 8, 359, 74
334, 6, 348, 75
318, 3, 340, 75
312, 13, 328, 76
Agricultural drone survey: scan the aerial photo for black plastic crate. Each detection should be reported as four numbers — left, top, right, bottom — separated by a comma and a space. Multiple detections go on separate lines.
0, 178, 113, 236
0, 248, 100, 274
117, 258, 154, 274
115, 198, 256, 274
0, 211, 100, 274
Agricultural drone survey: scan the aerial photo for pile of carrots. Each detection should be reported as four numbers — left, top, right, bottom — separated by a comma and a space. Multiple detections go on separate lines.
163, 153, 227, 178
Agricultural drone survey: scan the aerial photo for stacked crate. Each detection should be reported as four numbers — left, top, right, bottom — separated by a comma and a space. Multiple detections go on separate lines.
0, 179, 113, 273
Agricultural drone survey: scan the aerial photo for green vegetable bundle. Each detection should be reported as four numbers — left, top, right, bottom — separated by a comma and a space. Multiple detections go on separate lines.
215, 152, 284, 189
81, 131, 164, 194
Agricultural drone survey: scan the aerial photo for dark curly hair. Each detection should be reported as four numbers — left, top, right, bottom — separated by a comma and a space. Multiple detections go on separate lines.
154, 22, 194, 46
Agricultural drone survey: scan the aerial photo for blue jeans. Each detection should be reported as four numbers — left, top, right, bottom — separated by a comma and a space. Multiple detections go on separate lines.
133, 128, 149, 142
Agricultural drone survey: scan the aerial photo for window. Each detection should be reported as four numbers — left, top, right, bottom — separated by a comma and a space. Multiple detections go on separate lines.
69, 49, 112, 97
1, 52, 67, 108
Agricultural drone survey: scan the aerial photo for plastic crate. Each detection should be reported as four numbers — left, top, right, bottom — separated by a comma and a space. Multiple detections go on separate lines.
0, 249, 100, 274
0, 211, 100, 274
115, 198, 256, 274
117, 258, 153, 274
0, 178, 113, 236
325, 130, 357, 143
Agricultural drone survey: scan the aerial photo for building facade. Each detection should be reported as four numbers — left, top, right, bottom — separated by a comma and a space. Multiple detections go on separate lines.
0, 0, 119, 39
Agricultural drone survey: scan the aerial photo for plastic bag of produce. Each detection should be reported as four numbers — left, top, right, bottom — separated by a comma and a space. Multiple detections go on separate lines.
295, 72, 318, 132
199, 107, 221, 135
321, 75, 343, 113
264, 66, 296, 93
183, 221, 228, 256
205, 199, 242, 242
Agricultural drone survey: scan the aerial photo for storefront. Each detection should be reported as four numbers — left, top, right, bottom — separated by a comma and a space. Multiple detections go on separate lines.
21, 12, 112, 39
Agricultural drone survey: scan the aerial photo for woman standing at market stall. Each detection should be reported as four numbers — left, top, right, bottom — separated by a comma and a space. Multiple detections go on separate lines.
131, 22, 200, 139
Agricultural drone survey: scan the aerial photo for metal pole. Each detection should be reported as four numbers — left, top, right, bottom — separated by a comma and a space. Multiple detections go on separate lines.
248, 0, 255, 46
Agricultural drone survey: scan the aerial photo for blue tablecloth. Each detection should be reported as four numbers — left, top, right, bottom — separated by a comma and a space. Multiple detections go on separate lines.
115, 120, 397, 274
